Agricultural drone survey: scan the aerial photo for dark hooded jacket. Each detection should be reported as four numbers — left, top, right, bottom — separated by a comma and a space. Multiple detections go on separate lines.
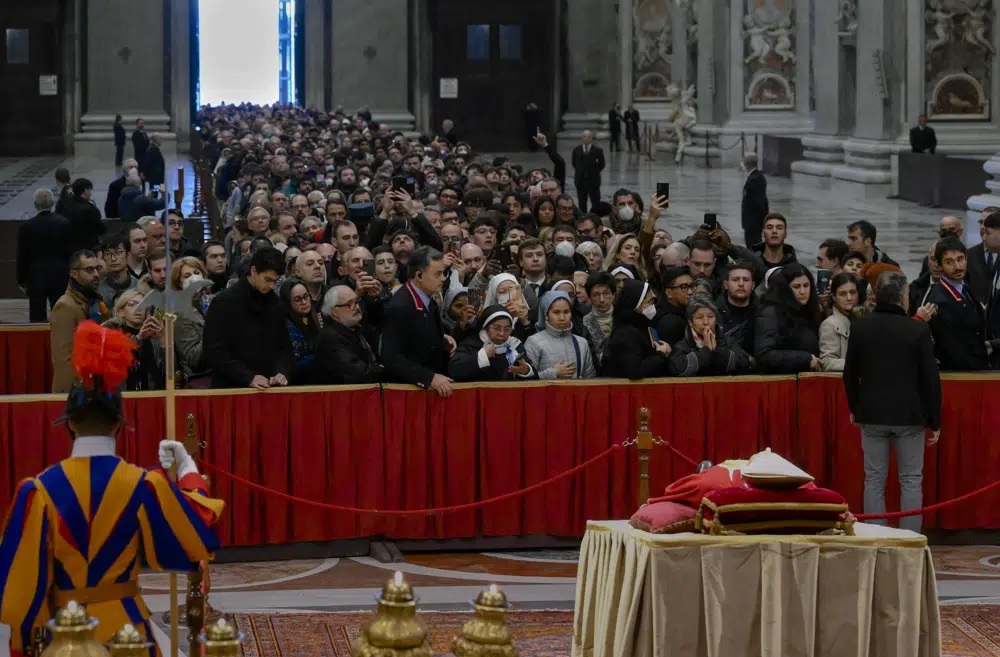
604, 280, 670, 379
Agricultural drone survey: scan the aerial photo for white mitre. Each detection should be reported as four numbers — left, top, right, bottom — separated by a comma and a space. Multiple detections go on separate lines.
742, 448, 814, 483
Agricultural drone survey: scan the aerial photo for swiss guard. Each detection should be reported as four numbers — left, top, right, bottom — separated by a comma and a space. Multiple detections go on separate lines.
0, 320, 224, 656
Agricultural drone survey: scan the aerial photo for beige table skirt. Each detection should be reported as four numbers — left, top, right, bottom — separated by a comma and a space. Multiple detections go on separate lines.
572, 520, 940, 657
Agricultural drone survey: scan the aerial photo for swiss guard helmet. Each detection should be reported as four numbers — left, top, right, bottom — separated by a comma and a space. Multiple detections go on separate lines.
57, 320, 137, 432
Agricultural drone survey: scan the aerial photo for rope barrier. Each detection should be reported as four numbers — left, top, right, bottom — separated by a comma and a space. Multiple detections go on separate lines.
197, 444, 622, 516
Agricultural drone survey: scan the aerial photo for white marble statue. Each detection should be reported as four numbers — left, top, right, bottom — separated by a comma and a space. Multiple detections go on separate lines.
744, 15, 772, 65
925, 0, 955, 53
962, 0, 995, 54
769, 16, 796, 64
666, 84, 697, 164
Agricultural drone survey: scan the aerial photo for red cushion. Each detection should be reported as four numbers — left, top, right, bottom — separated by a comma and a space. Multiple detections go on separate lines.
647, 465, 744, 508
696, 486, 852, 535
630, 501, 697, 534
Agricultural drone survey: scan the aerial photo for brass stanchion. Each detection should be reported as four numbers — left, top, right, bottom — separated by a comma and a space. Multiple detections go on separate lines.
635, 407, 653, 508
201, 619, 243, 657
453, 584, 518, 657
351, 572, 432, 657
107, 624, 153, 657
40, 602, 110, 657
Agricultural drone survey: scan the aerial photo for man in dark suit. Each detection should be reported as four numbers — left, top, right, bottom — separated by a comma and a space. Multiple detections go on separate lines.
113, 114, 126, 167
926, 236, 989, 371
16, 189, 73, 322
844, 270, 941, 532
909, 114, 937, 154
380, 246, 456, 397
144, 133, 166, 190
132, 118, 150, 180
571, 130, 605, 213
966, 208, 1000, 303
314, 285, 385, 384
980, 213, 1000, 367
741, 152, 769, 247
104, 159, 137, 218
608, 105, 622, 153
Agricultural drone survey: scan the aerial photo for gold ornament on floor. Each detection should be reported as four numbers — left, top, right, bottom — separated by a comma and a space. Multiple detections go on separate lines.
200, 618, 243, 657
351, 571, 432, 657
453, 584, 518, 657
107, 624, 153, 657
40, 601, 110, 657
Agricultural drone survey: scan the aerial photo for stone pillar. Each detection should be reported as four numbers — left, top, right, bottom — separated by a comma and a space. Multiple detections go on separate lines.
169, 0, 192, 154
560, 0, 619, 139
688, 0, 728, 166
830, 0, 905, 198
791, 0, 852, 184
331, 0, 413, 130
74, 0, 172, 157
303, 0, 326, 110
967, 157, 1000, 243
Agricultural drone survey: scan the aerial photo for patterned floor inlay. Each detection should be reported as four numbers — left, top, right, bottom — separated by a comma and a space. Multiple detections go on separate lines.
0, 157, 65, 209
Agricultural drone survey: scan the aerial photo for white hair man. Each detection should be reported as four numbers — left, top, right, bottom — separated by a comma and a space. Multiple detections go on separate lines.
314, 285, 384, 384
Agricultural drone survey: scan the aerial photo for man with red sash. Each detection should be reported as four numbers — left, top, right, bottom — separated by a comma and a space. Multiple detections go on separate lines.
0, 320, 224, 656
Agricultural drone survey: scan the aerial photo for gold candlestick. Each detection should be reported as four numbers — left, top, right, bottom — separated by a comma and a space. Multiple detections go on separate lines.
41, 601, 111, 657
107, 624, 153, 657
351, 571, 432, 657
453, 584, 518, 657
200, 618, 242, 657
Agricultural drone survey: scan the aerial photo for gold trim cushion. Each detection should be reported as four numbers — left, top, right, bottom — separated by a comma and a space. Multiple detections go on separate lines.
696, 486, 853, 536
629, 501, 698, 534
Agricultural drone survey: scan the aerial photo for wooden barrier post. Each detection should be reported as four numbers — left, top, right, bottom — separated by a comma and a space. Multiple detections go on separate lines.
184, 414, 208, 656
636, 407, 653, 508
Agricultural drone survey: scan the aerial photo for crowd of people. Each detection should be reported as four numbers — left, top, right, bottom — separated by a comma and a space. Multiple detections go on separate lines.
13, 105, 1000, 396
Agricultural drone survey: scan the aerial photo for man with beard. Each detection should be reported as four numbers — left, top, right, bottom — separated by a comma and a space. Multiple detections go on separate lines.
314, 285, 385, 384
389, 231, 418, 282
50, 250, 110, 392
926, 236, 989, 370
714, 262, 757, 355
202, 240, 229, 292
338, 166, 358, 196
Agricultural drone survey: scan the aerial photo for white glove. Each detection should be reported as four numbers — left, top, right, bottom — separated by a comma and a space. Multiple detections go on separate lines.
158, 440, 198, 479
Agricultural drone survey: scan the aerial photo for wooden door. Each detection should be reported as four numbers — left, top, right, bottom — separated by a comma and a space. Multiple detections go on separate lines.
0, 2, 64, 155
431, 0, 556, 152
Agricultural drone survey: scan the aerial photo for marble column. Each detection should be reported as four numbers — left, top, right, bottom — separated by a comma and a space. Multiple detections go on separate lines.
688, 0, 728, 165
830, 0, 905, 198
76, 0, 171, 143
560, 0, 619, 139
169, 0, 192, 153
303, 0, 326, 110
791, 0, 852, 184
331, 0, 414, 130
966, 158, 1000, 242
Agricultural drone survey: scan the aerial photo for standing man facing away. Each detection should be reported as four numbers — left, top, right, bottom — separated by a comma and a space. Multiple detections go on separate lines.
571, 130, 606, 213
17, 189, 73, 322
740, 152, 769, 248
132, 118, 150, 181
113, 113, 126, 167
843, 271, 941, 533
608, 104, 622, 153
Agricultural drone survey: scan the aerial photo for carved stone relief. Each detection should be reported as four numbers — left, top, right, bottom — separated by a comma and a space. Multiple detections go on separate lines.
836, 0, 858, 37
743, 1, 797, 110
925, 0, 993, 120
632, 0, 672, 100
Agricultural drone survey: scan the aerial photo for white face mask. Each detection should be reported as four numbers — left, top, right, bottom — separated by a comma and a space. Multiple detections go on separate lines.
641, 304, 657, 320
554, 241, 576, 258
497, 292, 511, 305
617, 205, 635, 222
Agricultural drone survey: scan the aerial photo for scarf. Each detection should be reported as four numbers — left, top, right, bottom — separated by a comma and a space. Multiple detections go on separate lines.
69, 281, 109, 323
593, 307, 614, 337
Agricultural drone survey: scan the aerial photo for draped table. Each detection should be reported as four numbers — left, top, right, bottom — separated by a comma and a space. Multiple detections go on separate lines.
573, 520, 940, 657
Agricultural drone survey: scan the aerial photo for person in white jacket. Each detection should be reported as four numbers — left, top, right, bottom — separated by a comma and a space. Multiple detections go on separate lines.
819, 272, 862, 371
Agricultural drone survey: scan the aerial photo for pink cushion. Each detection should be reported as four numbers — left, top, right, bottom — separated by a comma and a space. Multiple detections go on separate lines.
629, 501, 697, 534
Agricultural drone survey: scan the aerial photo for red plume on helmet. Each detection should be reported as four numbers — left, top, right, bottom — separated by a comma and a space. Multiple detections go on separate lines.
71, 320, 137, 392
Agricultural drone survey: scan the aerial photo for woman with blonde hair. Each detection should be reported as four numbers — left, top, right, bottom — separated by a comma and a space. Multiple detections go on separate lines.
102, 288, 164, 390
604, 233, 647, 280
170, 257, 210, 382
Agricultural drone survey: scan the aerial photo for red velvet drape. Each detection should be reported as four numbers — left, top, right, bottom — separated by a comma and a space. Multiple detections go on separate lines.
1, 375, 1000, 547
0, 326, 52, 395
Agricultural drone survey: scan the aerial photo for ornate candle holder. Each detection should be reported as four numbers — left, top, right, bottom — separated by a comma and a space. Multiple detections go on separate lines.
200, 618, 243, 657
351, 571, 432, 657
41, 601, 110, 657
107, 624, 153, 657
453, 584, 518, 657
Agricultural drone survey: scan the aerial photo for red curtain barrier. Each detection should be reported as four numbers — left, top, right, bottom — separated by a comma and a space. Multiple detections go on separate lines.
1, 375, 999, 547
0, 325, 52, 395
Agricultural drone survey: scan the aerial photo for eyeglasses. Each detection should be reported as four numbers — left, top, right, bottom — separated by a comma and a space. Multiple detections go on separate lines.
124, 298, 142, 308
590, 290, 613, 300
669, 283, 695, 292
488, 325, 513, 335
168, 220, 183, 227
105, 249, 126, 258
291, 294, 311, 304
335, 298, 360, 309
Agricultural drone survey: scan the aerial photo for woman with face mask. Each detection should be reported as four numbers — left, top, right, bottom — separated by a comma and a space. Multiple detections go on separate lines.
668, 294, 752, 376
524, 291, 597, 379
604, 279, 672, 379
448, 305, 535, 382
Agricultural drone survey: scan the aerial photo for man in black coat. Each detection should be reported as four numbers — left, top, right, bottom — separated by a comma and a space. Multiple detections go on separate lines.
926, 237, 989, 371
608, 105, 622, 153
62, 178, 106, 253
104, 159, 137, 218
314, 285, 385, 384
132, 118, 150, 179
144, 134, 166, 189
979, 214, 1000, 367
741, 152, 769, 248
571, 130, 605, 213
113, 114, 126, 167
843, 270, 941, 532
909, 114, 937, 154
380, 246, 455, 397
16, 189, 73, 322
966, 209, 1000, 303
202, 247, 293, 388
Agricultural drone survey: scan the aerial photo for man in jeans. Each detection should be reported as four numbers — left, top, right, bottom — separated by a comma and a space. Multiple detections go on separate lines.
843, 271, 941, 532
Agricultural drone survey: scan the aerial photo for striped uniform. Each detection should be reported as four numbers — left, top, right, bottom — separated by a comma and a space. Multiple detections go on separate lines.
0, 454, 224, 657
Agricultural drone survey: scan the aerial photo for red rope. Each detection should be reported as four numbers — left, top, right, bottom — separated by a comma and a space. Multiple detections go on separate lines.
197, 444, 622, 516
854, 478, 1000, 520
660, 441, 701, 468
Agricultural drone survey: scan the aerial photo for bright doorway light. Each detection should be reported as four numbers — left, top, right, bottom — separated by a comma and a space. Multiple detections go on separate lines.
198, 0, 280, 106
